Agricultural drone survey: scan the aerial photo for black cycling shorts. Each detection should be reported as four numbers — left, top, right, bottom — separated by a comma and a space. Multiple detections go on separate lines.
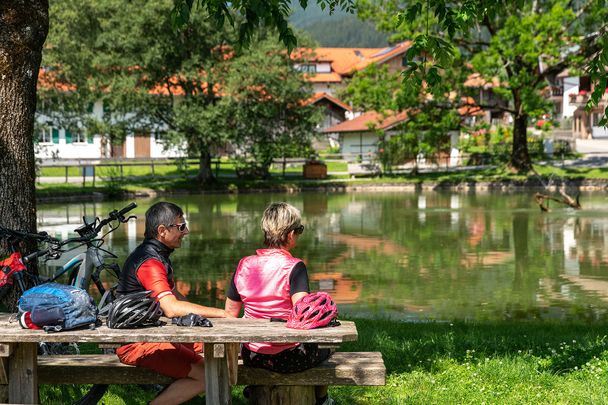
241, 343, 332, 373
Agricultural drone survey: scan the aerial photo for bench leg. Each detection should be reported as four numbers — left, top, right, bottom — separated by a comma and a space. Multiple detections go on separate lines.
247, 385, 315, 405
8, 343, 38, 404
204, 343, 234, 405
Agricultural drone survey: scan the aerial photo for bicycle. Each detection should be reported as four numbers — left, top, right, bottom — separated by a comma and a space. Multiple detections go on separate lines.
0, 227, 59, 312
0, 203, 137, 405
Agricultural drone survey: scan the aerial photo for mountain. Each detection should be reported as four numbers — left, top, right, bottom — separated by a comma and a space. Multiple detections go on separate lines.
289, 3, 389, 48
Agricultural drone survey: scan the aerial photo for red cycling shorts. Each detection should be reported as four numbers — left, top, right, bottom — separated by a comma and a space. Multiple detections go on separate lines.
116, 342, 204, 379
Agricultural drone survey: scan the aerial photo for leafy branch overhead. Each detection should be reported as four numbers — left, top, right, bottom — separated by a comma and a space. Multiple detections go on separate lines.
171, 0, 356, 51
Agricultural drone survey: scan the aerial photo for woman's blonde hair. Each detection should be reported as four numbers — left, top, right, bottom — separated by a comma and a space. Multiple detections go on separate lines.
261, 202, 302, 248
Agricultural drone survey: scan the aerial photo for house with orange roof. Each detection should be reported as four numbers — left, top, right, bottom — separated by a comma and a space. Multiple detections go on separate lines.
294, 41, 412, 96
323, 110, 409, 158
36, 69, 185, 160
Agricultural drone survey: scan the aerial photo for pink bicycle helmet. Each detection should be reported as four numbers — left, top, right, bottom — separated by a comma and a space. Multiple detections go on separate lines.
286, 292, 338, 329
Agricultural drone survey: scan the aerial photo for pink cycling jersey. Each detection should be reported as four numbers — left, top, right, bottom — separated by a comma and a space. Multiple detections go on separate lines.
234, 248, 302, 354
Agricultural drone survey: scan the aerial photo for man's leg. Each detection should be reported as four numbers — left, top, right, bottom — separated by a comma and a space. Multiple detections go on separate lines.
150, 360, 205, 405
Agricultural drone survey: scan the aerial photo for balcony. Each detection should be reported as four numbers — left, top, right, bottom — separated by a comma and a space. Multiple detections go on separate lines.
569, 89, 608, 107
548, 85, 563, 98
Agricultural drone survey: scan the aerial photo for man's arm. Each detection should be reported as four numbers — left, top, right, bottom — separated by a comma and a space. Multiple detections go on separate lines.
159, 295, 226, 318
137, 259, 225, 318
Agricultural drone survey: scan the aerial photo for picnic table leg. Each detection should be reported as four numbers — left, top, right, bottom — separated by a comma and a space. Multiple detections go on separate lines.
204, 343, 234, 405
8, 342, 37, 404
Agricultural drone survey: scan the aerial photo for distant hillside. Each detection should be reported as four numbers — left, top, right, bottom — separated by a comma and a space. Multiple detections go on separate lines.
289, 3, 388, 48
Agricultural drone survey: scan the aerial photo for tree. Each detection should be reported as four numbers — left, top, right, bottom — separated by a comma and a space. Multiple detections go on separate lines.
220, 37, 322, 177
339, 58, 465, 171
172, 0, 356, 51
0, 0, 354, 238
0, 2, 48, 233
358, 0, 608, 172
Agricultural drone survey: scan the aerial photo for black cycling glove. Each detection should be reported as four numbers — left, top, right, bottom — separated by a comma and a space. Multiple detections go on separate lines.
172, 313, 213, 327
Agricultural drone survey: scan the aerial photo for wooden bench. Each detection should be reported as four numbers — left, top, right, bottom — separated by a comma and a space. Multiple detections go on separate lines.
0, 316, 368, 404
347, 163, 381, 178
38, 352, 385, 403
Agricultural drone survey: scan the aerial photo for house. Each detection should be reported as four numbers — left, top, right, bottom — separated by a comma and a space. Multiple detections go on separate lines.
463, 73, 512, 127
568, 75, 608, 139
36, 71, 184, 161
323, 110, 409, 159
293, 41, 412, 96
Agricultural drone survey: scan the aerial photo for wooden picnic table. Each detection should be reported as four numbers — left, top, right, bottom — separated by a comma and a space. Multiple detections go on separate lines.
0, 314, 357, 404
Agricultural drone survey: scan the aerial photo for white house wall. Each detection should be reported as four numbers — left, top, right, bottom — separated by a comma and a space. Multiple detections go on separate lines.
35, 99, 185, 160
339, 131, 379, 160
562, 77, 579, 118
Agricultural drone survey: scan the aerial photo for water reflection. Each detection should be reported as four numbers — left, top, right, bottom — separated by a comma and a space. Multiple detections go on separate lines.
36, 192, 608, 322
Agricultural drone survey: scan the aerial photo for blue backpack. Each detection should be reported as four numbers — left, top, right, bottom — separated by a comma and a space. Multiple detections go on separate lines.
18, 282, 99, 332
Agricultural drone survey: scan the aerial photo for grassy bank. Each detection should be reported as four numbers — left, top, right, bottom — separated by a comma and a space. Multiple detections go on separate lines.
41, 318, 608, 404
35, 164, 608, 202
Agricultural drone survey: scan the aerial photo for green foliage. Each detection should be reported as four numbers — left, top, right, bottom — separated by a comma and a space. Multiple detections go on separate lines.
340, 63, 404, 111
220, 38, 322, 177
171, 0, 356, 52
43, 0, 321, 183
357, 0, 608, 170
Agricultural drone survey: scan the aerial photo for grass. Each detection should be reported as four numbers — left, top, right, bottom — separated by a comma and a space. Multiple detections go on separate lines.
40, 318, 608, 404
38, 160, 349, 178
34, 163, 608, 201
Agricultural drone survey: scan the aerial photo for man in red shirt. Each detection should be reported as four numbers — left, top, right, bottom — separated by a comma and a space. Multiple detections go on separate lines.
115, 201, 225, 405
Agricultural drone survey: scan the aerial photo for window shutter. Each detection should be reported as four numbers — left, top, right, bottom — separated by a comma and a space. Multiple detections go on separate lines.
65, 129, 72, 144
52, 128, 59, 144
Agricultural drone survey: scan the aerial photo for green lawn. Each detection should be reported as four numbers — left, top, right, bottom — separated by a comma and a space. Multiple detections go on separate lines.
40, 318, 608, 404
39, 160, 350, 178
35, 163, 608, 201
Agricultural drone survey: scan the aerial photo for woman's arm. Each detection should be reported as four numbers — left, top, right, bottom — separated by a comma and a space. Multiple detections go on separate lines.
225, 297, 242, 318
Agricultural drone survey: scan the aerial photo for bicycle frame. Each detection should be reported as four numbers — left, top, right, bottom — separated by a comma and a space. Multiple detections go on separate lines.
48, 244, 118, 297
0, 252, 27, 292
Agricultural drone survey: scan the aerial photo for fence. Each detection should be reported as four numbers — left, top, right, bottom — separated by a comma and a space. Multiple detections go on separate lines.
36, 147, 574, 185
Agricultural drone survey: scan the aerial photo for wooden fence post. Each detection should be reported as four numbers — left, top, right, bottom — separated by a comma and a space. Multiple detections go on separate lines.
282, 156, 286, 178
65, 166, 68, 183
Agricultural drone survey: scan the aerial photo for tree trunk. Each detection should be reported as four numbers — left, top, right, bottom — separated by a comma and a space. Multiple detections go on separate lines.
197, 147, 214, 185
510, 113, 532, 172
0, 1, 48, 233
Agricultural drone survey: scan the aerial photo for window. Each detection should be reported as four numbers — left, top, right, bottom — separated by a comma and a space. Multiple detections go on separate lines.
38, 127, 53, 144
295, 64, 317, 74
154, 131, 167, 142
67, 129, 87, 144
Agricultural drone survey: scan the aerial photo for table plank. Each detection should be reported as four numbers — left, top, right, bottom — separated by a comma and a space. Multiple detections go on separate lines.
0, 315, 357, 344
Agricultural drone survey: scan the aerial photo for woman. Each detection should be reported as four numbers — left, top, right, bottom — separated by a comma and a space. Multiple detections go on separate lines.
225, 202, 333, 405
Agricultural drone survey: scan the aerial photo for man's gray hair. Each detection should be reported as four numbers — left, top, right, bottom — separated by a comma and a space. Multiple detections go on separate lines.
262, 202, 301, 248
145, 202, 184, 239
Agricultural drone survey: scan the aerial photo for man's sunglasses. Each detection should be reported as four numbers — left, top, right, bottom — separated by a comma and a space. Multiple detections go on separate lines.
168, 222, 188, 232
293, 224, 305, 235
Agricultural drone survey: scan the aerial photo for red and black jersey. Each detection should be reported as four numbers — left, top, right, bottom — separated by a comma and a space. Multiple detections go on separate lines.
117, 238, 175, 300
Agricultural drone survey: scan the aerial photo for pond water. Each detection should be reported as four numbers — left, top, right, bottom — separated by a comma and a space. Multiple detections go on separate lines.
37, 192, 608, 322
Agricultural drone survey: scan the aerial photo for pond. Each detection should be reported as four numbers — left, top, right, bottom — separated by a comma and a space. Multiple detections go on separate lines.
37, 191, 608, 322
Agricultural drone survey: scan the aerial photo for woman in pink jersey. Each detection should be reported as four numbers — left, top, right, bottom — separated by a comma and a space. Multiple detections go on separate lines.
225, 202, 333, 405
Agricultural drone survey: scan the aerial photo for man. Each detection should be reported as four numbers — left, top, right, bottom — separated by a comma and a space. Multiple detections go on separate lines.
115, 201, 225, 405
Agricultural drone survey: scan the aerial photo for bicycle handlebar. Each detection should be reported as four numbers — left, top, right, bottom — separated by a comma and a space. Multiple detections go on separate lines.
0, 227, 59, 244
1, 203, 137, 264
23, 248, 50, 264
